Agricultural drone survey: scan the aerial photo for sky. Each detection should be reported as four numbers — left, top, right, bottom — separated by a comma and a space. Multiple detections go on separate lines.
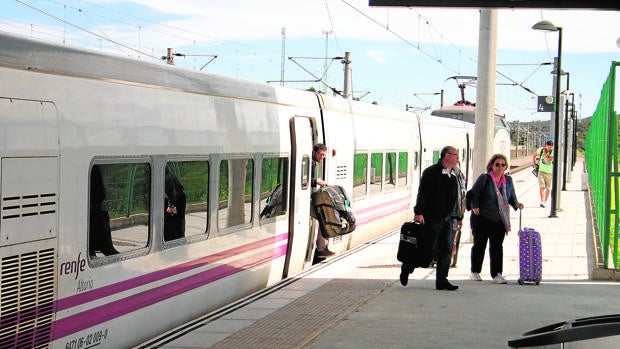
1, 0, 619, 122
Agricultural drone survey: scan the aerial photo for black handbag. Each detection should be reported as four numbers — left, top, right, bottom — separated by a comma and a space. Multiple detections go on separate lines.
396, 221, 433, 268
532, 149, 541, 177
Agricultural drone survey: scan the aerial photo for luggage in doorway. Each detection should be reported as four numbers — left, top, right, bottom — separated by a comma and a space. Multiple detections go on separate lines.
517, 210, 542, 285
311, 185, 356, 238
397, 221, 433, 268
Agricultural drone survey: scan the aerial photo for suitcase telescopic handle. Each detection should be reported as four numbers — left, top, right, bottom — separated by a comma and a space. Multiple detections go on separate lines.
519, 208, 522, 231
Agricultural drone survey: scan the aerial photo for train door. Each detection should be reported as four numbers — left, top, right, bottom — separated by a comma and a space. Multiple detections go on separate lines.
282, 116, 315, 277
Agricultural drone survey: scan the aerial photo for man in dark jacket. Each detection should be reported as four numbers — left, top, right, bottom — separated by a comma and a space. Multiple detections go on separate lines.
400, 146, 462, 290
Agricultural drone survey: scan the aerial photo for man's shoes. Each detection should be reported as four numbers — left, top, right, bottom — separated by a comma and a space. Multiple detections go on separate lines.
493, 273, 507, 284
436, 281, 458, 291
399, 265, 409, 286
469, 272, 482, 281
316, 249, 335, 258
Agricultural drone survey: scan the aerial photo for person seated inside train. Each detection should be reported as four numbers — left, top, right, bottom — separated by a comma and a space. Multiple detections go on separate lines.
89, 165, 119, 256
164, 165, 187, 241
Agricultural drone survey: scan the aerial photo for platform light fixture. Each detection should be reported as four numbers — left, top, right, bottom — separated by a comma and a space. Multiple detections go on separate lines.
532, 20, 562, 218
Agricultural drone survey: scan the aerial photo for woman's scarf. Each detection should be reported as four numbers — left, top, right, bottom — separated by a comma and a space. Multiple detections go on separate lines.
489, 171, 511, 232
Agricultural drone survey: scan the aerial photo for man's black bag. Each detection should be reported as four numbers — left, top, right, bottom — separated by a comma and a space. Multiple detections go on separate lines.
396, 221, 433, 268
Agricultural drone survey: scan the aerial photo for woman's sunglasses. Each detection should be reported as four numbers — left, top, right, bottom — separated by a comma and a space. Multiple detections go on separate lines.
494, 163, 507, 168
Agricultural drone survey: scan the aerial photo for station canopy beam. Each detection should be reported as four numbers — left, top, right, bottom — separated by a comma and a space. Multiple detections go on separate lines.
368, 0, 619, 10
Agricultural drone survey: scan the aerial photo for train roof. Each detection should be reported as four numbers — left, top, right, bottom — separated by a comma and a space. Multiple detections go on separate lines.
0, 31, 317, 106
317, 94, 420, 123
430, 105, 509, 130
431, 105, 477, 123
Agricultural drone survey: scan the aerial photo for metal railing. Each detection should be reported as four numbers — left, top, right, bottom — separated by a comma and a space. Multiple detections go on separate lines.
585, 61, 619, 269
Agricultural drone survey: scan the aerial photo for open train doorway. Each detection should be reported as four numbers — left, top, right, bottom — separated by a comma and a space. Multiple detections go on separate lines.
282, 116, 316, 278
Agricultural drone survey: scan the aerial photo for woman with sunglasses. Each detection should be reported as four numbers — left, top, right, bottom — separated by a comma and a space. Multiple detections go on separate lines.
467, 154, 524, 284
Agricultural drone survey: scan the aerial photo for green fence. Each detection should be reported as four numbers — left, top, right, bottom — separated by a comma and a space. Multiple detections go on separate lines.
585, 61, 619, 269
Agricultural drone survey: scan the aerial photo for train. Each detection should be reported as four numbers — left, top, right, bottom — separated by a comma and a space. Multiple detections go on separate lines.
0, 31, 510, 349
430, 76, 511, 165
431, 103, 511, 167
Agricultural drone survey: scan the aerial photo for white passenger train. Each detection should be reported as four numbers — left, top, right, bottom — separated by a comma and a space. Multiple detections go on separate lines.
0, 32, 510, 348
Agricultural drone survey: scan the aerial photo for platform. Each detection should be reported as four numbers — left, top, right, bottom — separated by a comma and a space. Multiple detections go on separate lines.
135, 159, 620, 349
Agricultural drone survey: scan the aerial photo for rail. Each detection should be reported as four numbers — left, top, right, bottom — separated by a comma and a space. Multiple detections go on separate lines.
586, 61, 619, 269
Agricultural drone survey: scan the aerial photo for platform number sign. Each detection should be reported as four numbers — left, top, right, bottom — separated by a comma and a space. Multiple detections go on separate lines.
537, 96, 555, 112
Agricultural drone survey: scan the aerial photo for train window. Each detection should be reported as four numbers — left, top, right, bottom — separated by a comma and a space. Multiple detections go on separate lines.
385, 152, 396, 193
301, 156, 309, 190
89, 163, 150, 258
260, 157, 288, 220
398, 152, 408, 186
353, 153, 368, 199
218, 158, 254, 230
370, 153, 383, 195
164, 161, 209, 242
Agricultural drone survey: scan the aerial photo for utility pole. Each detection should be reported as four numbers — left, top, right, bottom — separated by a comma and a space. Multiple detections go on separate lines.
515, 120, 520, 158
280, 28, 286, 86
322, 30, 332, 94
526, 123, 530, 156
343, 52, 352, 100
161, 48, 216, 69
165, 48, 174, 64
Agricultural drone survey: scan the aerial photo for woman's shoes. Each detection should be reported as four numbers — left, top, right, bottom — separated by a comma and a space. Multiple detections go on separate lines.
493, 273, 507, 284
469, 272, 482, 281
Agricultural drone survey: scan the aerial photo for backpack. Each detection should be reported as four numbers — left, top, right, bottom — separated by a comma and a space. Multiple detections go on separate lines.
260, 183, 284, 218
465, 174, 489, 211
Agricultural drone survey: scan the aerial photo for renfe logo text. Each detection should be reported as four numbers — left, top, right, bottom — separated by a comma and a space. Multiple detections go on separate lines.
60, 252, 87, 280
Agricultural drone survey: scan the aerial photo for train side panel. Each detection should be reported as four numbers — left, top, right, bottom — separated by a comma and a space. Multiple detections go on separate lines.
418, 114, 474, 172
0, 32, 322, 348
319, 97, 420, 249
0, 94, 60, 349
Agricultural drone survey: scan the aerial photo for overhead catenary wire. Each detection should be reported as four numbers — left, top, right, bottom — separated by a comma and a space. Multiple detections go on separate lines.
9, 0, 546, 113
14, 0, 160, 60
340, 0, 542, 109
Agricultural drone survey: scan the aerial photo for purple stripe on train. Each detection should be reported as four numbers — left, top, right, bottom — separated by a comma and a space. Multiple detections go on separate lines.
51, 244, 288, 340
56, 233, 288, 311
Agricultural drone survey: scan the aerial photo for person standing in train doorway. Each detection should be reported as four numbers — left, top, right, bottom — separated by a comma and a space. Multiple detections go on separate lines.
311, 143, 335, 258
532, 140, 554, 208
402, 146, 462, 290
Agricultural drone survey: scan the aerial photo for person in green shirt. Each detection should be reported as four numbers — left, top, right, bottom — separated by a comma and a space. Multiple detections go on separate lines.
532, 140, 554, 208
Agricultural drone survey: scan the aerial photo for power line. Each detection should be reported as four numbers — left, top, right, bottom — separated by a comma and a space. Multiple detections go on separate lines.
14, 0, 160, 59
340, 1, 545, 109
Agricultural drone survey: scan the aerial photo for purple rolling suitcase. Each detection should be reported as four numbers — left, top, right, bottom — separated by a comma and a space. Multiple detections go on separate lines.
517, 210, 542, 285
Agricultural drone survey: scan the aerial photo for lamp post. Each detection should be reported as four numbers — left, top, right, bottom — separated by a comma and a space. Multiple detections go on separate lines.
532, 20, 562, 218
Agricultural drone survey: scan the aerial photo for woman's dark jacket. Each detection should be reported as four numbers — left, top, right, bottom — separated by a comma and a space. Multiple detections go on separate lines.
468, 173, 519, 222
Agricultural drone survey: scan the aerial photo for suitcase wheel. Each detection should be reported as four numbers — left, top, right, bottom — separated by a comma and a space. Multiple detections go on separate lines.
518, 279, 524, 285
535, 279, 541, 285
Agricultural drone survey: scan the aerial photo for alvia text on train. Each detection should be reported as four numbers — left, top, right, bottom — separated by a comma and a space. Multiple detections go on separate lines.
0, 31, 509, 348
